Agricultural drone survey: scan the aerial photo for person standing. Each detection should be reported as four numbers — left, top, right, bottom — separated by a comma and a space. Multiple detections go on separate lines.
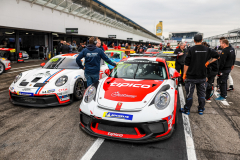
68, 42, 73, 53
180, 34, 219, 115
215, 39, 235, 101
163, 43, 172, 51
102, 42, 108, 51
76, 37, 117, 87
96, 39, 105, 51
202, 42, 218, 102
57, 40, 63, 55
60, 41, 70, 54
174, 42, 187, 84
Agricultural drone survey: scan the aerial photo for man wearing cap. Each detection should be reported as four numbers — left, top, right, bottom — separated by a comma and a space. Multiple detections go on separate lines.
180, 34, 219, 115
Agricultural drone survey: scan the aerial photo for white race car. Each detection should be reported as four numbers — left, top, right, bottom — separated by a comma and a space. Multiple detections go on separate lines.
9, 53, 109, 107
21, 50, 29, 60
79, 57, 181, 142
0, 48, 12, 74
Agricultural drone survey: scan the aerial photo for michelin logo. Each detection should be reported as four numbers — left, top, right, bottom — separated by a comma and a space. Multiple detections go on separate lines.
17, 92, 34, 97
103, 112, 133, 121
86, 53, 98, 57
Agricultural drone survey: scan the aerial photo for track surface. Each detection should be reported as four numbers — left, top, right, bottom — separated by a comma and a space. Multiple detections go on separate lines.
0, 60, 240, 160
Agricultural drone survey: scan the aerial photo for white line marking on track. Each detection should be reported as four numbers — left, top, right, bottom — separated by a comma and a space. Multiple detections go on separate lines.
80, 138, 104, 160
178, 85, 197, 160
10, 65, 40, 70
214, 88, 230, 106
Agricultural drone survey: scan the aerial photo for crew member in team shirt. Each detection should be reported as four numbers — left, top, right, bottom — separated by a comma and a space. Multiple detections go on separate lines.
180, 34, 219, 115
215, 39, 235, 101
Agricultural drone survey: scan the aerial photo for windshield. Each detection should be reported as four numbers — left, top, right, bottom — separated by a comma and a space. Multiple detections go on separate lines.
106, 52, 120, 59
157, 55, 176, 61
110, 61, 167, 80
0, 51, 10, 59
146, 49, 158, 52
43, 57, 80, 69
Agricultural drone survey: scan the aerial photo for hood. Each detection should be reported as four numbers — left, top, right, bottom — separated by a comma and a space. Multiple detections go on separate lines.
18, 68, 69, 88
86, 44, 97, 51
97, 77, 164, 111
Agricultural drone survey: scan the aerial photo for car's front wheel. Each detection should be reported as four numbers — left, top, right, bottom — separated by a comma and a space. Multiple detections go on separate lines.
0, 62, 5, 75
73, 78, 85, 100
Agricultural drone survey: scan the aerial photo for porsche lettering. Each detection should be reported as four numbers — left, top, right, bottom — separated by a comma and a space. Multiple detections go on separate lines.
110, 82, 151, 88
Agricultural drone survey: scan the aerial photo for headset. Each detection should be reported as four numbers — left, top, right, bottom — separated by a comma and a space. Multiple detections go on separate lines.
93, 37, 98, 45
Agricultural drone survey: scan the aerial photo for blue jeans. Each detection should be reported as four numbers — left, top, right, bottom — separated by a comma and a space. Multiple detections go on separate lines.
85, 73, 99, 87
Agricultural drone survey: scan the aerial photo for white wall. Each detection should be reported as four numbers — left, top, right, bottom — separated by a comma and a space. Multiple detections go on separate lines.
0, 0, 161, 43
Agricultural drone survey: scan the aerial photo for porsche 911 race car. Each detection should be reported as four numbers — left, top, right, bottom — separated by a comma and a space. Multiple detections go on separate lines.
0, 48, 12, 74
105, 50, 125, 69
79, 57, 181, 142
9, 53, 109, 107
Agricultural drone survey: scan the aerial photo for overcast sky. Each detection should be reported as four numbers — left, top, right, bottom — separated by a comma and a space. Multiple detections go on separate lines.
100, 0, 240, 38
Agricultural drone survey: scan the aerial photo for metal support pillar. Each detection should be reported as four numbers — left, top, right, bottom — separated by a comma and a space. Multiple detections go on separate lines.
48, 32, 53, 58
15, 30, 20, 61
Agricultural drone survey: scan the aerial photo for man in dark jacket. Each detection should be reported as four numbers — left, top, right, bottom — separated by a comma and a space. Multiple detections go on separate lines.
215, 39, 235, 101
60, 41, 70, 54
76, 37, 117, 87
96, 39, 105, 51
180, 34, 219, 115
174, 42, 187, 84
163, 43, 173, 51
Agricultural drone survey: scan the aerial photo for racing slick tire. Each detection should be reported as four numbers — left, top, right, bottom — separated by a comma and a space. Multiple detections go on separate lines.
0, 61, 5, 75
73, 78, 85, 100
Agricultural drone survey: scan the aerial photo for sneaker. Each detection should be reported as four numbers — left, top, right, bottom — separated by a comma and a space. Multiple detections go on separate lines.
179, 108, 190, 115
216, 88, 220, 92
215, 96, 226, 101
206, 99, 211, 103
227, 85, 234, 91
198, 108, 205, 115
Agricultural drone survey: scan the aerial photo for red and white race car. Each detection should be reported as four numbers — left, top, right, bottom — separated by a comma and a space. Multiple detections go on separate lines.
79, 57, 181, 142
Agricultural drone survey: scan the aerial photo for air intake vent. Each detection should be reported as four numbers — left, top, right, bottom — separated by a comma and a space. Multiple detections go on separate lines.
33, 83, 46, 87
19, 82, 29, 86
31, 77, 42, 82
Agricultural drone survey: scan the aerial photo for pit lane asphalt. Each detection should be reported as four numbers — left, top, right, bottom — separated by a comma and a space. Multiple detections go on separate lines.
1, 60, 240, 160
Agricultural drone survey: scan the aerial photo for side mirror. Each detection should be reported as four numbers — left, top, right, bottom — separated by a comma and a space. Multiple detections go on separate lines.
104, 69, 110, 76
40, 63, 45, 67
171, 70, 181, 79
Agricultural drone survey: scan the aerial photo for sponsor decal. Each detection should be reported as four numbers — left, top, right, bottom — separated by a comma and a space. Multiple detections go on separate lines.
34, 71, 51, 77
168, 115, 173, 129
42, 89, 55, 94
58, 88, 68, 92
22, 88, 31, 91
10, 87, 14, 91
59, 95, 69, 101
103, 112, 133, 121
108, 132, 123, 137
111, 92, 136, 98
74, 75, 80, 79
17, 91, 34, 97
57, 91, 67, 96
110, 82, 151, 88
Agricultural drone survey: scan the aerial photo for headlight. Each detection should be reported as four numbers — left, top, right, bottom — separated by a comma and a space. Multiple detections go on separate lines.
55, 76, 68, 86
14, 73, 22, 83
84, 86, 96, 103
154, 92, 170, 110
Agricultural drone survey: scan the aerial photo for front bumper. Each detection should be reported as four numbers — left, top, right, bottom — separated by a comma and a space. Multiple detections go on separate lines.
10, 92, 72, 107
79, 112, 174, 143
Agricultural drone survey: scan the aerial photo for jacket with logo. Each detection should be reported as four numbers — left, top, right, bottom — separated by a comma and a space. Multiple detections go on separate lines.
185, 45, 219, 79
219, 46, 236, 71
76, 44, 116, 75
